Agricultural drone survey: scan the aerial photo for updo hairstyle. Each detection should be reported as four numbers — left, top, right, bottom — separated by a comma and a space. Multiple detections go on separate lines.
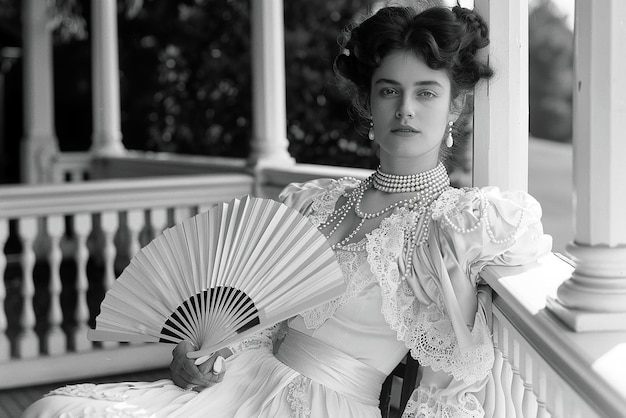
334, 5, 494, 124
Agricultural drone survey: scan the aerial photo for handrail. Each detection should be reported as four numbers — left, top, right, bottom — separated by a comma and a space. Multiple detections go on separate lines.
0, 173, 255, 218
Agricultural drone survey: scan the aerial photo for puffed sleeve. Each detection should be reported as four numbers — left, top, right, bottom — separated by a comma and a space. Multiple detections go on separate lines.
278, 177, 361, 226
432, 186, 552, 284
400, 186, 551, 418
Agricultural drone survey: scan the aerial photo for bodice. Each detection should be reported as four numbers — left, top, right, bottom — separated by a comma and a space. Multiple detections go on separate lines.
289, 247, 408, 375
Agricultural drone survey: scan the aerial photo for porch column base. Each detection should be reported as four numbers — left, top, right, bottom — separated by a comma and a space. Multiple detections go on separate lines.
21, 135, 58, 183
91, 133, 126, 157
546, 243, 626, 332
546, 297, 626, 332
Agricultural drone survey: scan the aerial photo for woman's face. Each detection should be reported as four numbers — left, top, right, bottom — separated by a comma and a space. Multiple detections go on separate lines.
370, 50, 455, 168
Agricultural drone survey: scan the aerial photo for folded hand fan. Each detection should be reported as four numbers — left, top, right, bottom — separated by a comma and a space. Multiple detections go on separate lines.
88, 195, 346, 360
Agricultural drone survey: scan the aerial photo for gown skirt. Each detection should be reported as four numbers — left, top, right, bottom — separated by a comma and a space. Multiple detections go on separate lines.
22, 329, 387, 418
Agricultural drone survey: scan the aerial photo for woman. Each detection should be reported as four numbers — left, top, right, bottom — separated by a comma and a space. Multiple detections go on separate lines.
23, 2, 551, 417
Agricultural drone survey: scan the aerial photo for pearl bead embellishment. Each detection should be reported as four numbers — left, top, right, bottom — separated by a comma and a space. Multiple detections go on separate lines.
318, 163, 452, 280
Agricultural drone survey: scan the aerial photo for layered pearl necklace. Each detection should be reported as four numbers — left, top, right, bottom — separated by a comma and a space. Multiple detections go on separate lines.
319, 163, 451, 281
372, 162, 448, 194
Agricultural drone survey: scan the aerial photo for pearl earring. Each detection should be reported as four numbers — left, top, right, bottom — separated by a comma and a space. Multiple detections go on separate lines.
446, 121, 453, 148
368, 120, 375, 141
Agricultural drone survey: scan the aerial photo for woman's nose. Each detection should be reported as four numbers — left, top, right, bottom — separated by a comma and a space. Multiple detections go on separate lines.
395, 100, 415, 119
395, 109, 414, 118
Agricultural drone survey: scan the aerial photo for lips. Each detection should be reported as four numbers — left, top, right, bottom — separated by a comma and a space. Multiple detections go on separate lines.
391, 126, 419, 135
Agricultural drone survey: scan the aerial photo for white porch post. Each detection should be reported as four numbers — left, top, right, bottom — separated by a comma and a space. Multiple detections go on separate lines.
248, 0, 295, 167
473, 0, 529, 191
90, 0, 125, 156
21, 0, 59, 183
547, 0, 626, 331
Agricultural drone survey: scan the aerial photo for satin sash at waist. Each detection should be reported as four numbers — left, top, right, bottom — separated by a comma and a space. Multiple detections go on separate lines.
275, 329, 386, 407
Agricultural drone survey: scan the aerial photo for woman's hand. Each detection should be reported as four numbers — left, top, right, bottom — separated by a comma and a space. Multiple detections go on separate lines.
169, 341, 231, 391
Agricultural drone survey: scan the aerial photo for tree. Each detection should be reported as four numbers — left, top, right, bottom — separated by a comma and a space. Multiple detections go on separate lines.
529, 0, 574, 142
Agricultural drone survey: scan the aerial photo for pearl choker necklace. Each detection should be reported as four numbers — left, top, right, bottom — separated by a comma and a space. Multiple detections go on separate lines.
319, 163, 451, 261
372, 162, 448, 193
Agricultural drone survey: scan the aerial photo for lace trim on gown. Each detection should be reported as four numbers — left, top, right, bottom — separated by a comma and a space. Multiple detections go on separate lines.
307, 177, 361, 228
297, 181, 492, 385
292, 180, 540, 387
287, 375, 312, 418
300, 249, 374, 329
47, 384, 129, 402
366, 207, 493, 385
45, 382, 165, 418
228, 322, 288, 354
401, 387, 484, 418
298, 177, 373, 330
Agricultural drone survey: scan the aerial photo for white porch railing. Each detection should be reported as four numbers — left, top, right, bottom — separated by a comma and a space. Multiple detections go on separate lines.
482, 254, 626, 418
0, 173, 254, 388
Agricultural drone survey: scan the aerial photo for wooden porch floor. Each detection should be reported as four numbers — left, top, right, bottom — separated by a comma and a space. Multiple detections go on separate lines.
0, 368, 170, 418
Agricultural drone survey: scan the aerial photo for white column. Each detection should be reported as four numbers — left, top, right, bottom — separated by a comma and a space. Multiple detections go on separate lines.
90, 0, 125, 156
248, 0, 294, 167
21, 0, 59, 183
546, 0, 626, 331
473, 0, 529, 191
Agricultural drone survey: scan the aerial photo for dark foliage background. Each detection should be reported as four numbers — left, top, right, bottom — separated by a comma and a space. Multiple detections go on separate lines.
529, 0, 574, 142
0, 0, 574, 184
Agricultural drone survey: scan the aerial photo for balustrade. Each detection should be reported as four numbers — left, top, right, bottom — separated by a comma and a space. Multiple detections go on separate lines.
482, 254, 626, 417
0, 173, 253, 388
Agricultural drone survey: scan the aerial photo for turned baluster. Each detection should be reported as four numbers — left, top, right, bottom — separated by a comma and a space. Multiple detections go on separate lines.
17, 217, 38, 358
0, 219, 10, 360
126, 209, 145, 259
521, 352, 539, 417
491, 320, 506, 418
100, 211, 119, 349
510, 339, 524, 417
46, 215, 66, 355
499, 327, 516, 417
72, 213, 92, 351
535, 367, 551, 418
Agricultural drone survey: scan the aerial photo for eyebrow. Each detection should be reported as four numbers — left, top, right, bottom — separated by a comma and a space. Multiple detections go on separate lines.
373, 78, 443, 88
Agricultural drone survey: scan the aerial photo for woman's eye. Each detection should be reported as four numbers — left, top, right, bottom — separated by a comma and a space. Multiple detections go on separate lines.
380, 88, 398, 96
418, 91, 436, 98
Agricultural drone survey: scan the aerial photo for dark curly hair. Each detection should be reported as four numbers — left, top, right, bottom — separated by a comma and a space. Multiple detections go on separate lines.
334, 5, 493, 126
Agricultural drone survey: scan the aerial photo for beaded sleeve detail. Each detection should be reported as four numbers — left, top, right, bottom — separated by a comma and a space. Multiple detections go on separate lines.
432, 187, 526, 244
401, 387, 484, 418
306, 177, 361, 228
